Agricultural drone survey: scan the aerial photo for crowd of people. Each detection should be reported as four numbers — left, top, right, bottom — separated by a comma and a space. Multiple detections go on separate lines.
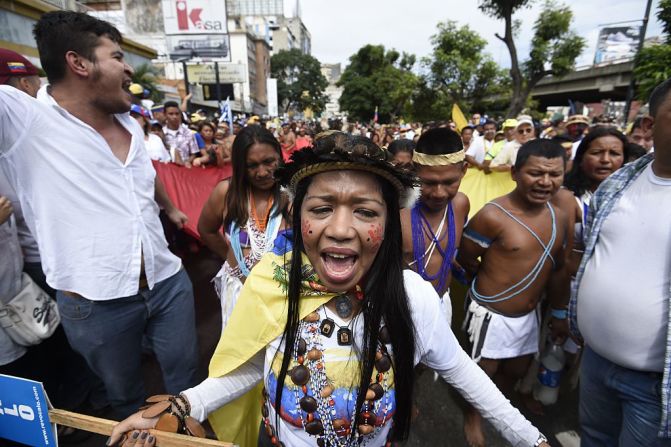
0, 10, 668, 447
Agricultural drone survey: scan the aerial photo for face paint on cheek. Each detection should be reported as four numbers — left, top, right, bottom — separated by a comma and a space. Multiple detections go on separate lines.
367, 224, 384, 250
301, 219, 312, 238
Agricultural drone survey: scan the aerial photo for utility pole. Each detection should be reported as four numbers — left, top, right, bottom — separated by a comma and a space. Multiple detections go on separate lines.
623, 0, 653, 123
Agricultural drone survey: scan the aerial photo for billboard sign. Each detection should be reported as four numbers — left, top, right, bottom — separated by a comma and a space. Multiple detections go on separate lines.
594, 26, 641, 64
167, 34, 230, 60
162, 0, 228, 34
186, 64, 246, 83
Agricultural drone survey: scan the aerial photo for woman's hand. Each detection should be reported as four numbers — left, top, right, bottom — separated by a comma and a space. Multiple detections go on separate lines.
107, 412, 158, 446
115, 430, 156, 446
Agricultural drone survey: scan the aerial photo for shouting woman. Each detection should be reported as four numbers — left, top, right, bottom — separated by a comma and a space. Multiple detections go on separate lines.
110, 132, 548, 447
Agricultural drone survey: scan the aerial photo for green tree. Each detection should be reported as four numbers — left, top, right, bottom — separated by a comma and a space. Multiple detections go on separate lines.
338, 45, 420, 122
479, 0, 585, 117
131, 63, 164, 103
271, 49, 328, 114
424, 21, 509, 114
634, 0, 671, 101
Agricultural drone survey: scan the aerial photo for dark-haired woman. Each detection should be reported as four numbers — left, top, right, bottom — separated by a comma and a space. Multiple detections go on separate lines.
197, 125, 287, 329
110, 133, 548, 447
552, 126, 629, 360
193, 121, 229, 167
564, 126, 628, 276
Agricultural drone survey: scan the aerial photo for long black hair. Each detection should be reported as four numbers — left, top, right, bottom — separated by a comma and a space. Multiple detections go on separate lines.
224, 125, 283, 229
273, 167, 417, 442
564, 126, 629, 197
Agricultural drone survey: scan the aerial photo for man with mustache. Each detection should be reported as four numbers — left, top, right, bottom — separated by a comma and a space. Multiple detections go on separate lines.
457, 139, 570, 447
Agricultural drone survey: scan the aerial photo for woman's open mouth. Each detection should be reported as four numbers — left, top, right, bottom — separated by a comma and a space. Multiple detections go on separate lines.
321, 251, 358, 283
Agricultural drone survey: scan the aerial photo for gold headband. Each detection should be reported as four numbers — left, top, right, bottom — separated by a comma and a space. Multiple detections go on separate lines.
412, 150, 465, 166
289, 161, 404, 194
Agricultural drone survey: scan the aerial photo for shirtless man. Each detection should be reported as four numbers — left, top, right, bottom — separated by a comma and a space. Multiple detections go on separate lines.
401, 128, 470, 326
280, 123, 297, 161
457, 139, 570, 446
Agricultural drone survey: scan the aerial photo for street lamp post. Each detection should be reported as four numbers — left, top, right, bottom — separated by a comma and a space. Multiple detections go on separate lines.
623, 0, 654, 123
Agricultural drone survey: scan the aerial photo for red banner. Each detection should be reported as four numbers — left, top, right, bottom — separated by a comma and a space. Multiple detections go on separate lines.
153, 161, 232, 239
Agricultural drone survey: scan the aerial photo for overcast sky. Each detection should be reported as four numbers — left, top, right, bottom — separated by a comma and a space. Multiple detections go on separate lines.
288, 0, 661, 70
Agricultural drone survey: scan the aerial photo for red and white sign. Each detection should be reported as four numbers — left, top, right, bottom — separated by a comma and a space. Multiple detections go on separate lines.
162, 0, 228, 35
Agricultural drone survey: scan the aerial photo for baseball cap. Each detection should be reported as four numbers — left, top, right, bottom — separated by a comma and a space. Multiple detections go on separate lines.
128, 83, 144, 95
0, 48, 39, 85
515, 115, 534, 128
130, 104, 150, 118
502, 118, 518, 129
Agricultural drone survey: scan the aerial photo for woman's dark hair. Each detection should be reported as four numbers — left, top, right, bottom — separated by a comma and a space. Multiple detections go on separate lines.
387, 139, 415, 156
33, 11, 122, 85
626, 142, 647, 162
564, 126, 629, 196
223, 125, 283, 229
131, 113, 149, 136
198, 121, 217, 142
274, 169, 417, 442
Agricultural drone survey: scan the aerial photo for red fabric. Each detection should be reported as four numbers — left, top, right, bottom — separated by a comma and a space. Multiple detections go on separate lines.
153, 161, 232, 239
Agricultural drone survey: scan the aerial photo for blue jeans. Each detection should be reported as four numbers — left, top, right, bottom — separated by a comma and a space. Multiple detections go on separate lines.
56, 268, 198, 418
580, 345, 671, 446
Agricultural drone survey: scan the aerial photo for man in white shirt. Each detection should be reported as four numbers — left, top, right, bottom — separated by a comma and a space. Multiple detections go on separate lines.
465, 120, 497, 170
0, 11, 198, 418
570, 78, 671, 445
0, 47, 105, 416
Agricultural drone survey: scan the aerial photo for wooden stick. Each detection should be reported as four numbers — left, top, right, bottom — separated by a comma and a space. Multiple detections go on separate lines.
48, 409, 235, 447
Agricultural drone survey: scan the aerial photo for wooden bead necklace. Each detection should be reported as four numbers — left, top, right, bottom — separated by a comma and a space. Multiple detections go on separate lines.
261, 304, 394, 447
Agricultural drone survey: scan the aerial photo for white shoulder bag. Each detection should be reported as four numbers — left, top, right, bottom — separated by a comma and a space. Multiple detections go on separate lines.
0, 272, 60, 346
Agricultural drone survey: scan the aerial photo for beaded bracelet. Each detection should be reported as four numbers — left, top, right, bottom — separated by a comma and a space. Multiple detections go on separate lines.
140, 394, 206, 438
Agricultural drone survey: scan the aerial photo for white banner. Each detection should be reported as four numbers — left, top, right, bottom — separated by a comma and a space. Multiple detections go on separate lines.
162, 0, 228, 35
267, 78, 278, 117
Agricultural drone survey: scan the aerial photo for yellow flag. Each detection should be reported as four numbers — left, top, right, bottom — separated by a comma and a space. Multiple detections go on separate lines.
459, 168, 516, 218
452, 103, 469, 132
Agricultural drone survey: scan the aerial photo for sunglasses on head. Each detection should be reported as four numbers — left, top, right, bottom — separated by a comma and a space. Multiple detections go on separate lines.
517, 127, 533, 134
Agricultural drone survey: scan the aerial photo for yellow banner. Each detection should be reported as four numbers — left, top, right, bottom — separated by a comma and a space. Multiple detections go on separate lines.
460, 168, 516, 218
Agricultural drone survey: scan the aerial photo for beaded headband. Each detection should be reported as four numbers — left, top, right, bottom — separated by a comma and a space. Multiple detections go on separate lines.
276, 132, 419, 208
289, 161, 404, 197
412, 150, 465, 166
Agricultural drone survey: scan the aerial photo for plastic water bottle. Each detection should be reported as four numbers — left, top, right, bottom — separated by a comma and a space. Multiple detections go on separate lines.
533, 341, 566, 405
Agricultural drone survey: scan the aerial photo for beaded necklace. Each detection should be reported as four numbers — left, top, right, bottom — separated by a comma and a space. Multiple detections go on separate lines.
250, 191, 274, 232
410, 201, 456, 293
262, 308, 394, 447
